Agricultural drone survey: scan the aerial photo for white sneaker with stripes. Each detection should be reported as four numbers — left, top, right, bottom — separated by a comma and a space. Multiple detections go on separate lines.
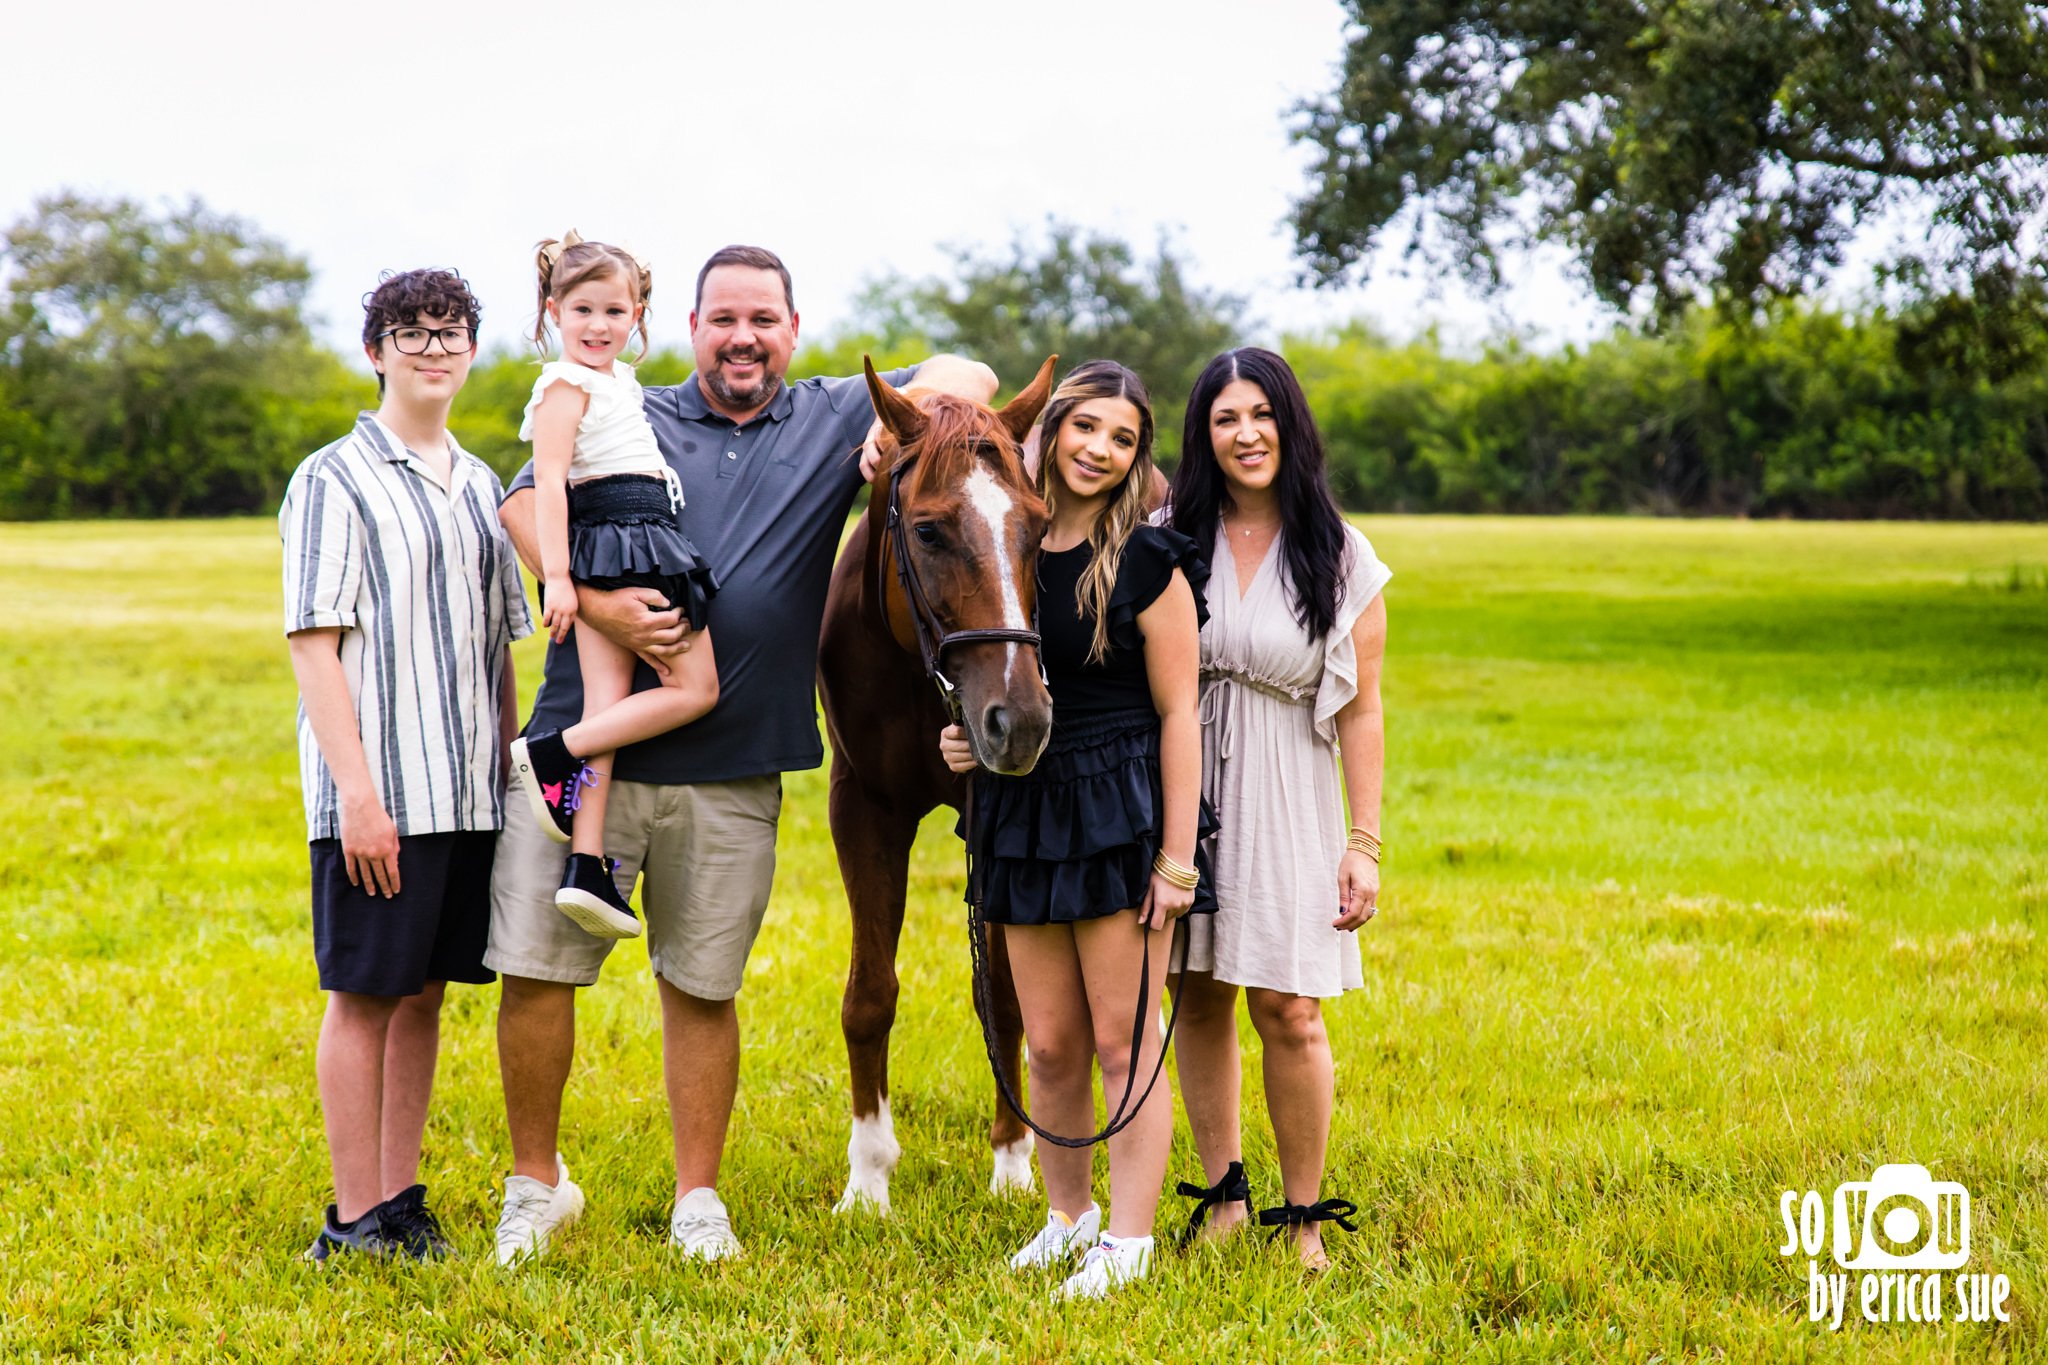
670, 1186, 743, 1261
1058, 1232, 1153, 1300
1010, 1204, 1102, 1271
494, 1155, 585, 1267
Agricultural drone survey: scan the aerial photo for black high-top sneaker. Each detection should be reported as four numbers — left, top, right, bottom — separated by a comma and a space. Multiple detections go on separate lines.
509, 729, 590, 843
375, 1184, 453, 1261
304, 1203, 395, 1264
555, 853, 641, 939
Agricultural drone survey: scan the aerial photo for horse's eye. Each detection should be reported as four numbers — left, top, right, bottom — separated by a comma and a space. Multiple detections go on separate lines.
913, 522, 941, 546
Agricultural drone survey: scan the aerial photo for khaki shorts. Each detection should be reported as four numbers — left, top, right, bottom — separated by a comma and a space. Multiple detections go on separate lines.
484, 775, 781, 1000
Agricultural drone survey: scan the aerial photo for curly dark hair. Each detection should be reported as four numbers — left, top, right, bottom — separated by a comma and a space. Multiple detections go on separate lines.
362, 268, 482, 394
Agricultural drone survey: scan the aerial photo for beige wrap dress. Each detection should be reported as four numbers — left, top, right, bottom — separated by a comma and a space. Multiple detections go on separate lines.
1183, 522, 1392, 997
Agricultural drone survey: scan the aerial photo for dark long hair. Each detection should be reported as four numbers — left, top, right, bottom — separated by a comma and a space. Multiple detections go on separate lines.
1168, 347, 1348, 640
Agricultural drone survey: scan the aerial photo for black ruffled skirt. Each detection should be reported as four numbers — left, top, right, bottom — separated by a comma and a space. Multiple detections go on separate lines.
567, 474, 720, 630
967, 706, 1219, 925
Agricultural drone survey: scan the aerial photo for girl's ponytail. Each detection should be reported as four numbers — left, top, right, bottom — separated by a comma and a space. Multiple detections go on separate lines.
630, 254, 654, 360
532, 230, 586, 350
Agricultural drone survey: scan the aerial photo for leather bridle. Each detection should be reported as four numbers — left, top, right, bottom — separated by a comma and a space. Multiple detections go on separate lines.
877, 447, 1045, 725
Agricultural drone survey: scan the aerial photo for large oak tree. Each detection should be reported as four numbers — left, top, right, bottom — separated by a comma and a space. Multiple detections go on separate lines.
1290, 1, 2048, 320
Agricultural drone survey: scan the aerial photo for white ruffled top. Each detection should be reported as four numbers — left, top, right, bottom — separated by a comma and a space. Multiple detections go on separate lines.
519, 359, 673, 491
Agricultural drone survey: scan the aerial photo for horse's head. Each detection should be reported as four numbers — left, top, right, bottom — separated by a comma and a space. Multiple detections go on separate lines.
865, 356, 1058, 776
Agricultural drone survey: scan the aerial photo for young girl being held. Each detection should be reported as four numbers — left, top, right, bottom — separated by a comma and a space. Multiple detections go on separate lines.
509, 232, 720, 940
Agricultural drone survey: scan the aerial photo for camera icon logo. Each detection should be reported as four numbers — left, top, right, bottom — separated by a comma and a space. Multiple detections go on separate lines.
1833, 1164, 1969, 1271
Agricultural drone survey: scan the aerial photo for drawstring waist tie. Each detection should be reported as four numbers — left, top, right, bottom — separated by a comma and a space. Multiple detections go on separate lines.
1198, 663, 1315, 805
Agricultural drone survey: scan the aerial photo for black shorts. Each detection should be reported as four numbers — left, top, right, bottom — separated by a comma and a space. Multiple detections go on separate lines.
310, 831, 498, 996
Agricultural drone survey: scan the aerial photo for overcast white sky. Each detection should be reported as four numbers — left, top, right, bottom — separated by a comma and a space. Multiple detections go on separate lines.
8, 0, 1617, 367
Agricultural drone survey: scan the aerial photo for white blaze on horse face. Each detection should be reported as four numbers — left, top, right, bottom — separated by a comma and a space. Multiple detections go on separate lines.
961, 464, 1028, 685
834, 1099, 902, 1215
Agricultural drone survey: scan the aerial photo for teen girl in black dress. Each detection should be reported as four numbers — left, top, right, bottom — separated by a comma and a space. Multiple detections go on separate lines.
940, 360, 1213, 1299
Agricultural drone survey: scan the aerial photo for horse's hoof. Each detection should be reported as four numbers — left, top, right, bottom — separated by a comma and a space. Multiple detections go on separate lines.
834, 1183, 891, 1216
838, 1105, 900, 1216
989, 1136, 1036, 1195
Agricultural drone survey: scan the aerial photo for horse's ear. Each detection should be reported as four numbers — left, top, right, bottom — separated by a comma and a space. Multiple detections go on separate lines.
995, 355, 1058, 446
864, 355, 926, 450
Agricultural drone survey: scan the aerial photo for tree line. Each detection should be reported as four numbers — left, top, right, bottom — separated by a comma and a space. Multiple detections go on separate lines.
1296, 305, 2048, 519
4, 196, 2044, 521
11, 4, 2044, 521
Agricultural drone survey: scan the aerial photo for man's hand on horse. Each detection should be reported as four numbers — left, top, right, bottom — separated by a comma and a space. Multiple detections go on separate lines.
938, 723, 978, 774
581, 585, 688, 675
860, 417, 888, 483
860, 361, 1001, 482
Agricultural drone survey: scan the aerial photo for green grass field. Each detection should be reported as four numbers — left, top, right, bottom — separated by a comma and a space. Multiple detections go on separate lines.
2, 515, 2045, 1362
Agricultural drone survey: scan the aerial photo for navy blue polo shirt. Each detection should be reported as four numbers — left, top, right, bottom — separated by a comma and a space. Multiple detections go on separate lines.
510, 366, 918, 784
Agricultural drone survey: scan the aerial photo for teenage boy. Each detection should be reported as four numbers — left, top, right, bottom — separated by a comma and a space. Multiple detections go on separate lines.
282, 269, 532, 1261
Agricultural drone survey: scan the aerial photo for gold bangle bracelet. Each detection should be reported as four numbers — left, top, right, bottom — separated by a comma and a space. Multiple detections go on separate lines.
1346, 827, 1382, 862
1152, 851, 1200, 891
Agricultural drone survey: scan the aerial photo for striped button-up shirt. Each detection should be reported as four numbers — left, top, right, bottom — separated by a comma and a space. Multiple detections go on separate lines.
280, 413, 533, 841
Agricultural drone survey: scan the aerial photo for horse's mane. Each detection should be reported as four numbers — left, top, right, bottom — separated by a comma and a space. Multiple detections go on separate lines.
899, 394, 1029, 499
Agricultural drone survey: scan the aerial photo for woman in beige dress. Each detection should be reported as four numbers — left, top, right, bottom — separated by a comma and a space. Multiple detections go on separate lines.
1165, 347, 1391, 1271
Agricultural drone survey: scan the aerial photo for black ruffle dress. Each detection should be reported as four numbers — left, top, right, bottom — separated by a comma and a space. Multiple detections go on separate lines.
566, 474, 720, 630
967, 524, 1219, 925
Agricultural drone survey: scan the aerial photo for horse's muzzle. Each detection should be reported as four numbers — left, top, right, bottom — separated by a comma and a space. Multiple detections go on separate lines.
973, 699, 1052, 777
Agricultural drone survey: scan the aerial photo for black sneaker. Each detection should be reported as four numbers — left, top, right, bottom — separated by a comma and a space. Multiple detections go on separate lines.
555, 852, 642, 939
304, 1204, 395, 1264
376, 1184, 453, 1261
509, 730, 591, 844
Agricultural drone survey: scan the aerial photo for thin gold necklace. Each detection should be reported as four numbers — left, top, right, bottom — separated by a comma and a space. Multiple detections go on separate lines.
1226, 512, 1280, 538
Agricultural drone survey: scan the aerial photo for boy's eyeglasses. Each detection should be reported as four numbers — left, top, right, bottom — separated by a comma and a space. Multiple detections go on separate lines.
376, 326, 477, 355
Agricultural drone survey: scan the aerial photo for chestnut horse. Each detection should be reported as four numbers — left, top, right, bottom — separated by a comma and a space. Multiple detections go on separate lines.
819, 357, 1058, 1212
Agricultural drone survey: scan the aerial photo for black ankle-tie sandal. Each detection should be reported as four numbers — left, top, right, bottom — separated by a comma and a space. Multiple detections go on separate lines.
1260, 1198, 1359, 1271
1257, 1197, 1360, 1235
1175, 1160, 1252, 1246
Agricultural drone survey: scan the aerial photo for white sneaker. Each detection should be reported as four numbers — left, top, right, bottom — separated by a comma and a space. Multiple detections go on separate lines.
1058, 1233, 1153, 1300
669, 1186, 742, 1261
495, 1155, 585, 1267
1010, 1204, 1102, 1271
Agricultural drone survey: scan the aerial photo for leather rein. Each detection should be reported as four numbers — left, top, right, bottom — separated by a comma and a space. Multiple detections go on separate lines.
876, 442, 1184, 1151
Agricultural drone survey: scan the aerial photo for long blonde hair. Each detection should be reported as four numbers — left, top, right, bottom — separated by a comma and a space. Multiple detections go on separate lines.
1032, 360, 1158, 664
532, 230, 654, 359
